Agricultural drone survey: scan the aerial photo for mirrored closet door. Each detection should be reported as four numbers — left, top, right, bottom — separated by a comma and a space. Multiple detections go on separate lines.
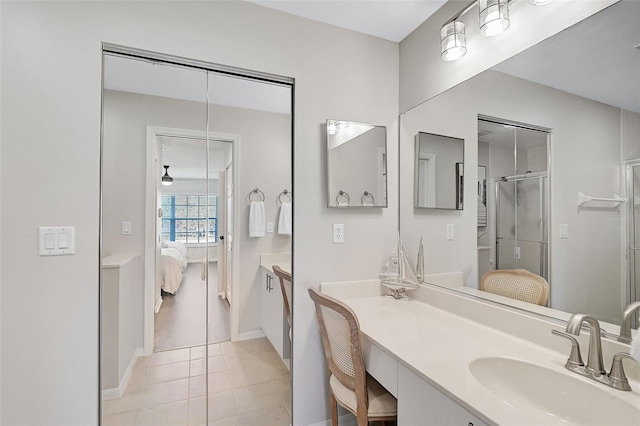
100, 49, 293, 425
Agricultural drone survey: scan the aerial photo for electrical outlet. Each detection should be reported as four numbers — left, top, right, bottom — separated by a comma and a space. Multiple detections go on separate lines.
446, 223, 454, 240
266, 222, 274, 233
333, 224, 344, 244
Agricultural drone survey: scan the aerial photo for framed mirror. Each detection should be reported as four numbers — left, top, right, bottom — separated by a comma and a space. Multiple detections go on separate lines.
326, 119, 387, 208
414, 132, 464, 210
399, 0, 640, 340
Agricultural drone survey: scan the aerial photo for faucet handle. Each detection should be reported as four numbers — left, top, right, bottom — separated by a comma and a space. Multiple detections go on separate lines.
608, 352, 634, 391
552, 330, 584, 367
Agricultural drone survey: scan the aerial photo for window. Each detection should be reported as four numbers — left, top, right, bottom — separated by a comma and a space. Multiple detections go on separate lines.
161, 195, 217, 244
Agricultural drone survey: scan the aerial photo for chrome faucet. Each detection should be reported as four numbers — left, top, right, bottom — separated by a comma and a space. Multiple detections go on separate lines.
565, 314, 605, 374
553, 313, 635, 391
620, 301, 640, 340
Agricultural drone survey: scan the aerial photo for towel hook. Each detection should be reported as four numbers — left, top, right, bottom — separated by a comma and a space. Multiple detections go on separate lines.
361, 191, 375, 205
336, 190, 350, 206
278, 189, 293, 205
248, 188, 265, 202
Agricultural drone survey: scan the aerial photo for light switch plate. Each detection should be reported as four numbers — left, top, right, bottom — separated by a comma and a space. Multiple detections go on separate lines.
39, 226, 75, 256
446, 224, 454, 240
559, 224, 569, 239
122, 221, 132, 235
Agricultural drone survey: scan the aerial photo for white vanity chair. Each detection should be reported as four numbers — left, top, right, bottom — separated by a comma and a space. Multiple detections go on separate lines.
319, 274, 640, 425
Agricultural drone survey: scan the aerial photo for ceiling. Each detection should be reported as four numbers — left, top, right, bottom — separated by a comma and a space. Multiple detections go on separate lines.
245, 0, 448, 42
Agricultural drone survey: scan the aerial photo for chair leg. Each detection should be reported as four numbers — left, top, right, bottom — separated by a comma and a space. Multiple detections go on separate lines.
330, 391, 338, 426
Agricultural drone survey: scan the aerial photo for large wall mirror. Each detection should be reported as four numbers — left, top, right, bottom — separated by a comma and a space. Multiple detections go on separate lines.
399, 0, 640, 340
100, 49, 293, 424
326, 120, 388, 208
414, 132, 464, 210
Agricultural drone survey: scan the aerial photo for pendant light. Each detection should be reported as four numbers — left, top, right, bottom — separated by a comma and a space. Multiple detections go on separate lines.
161, 165, 174, 186
479, 0, 510, 37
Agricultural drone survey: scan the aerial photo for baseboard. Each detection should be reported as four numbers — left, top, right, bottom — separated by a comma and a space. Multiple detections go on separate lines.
154, 296, 163, 313
308, 414, 357, 426
237, 329, 266, 341
102, 348, 143, 401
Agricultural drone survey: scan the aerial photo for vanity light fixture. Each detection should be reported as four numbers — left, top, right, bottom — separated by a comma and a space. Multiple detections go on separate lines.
478, 0, 510, 37
161, 165, 174, 186
441, 0, 554, 61
441, 21, 467, 61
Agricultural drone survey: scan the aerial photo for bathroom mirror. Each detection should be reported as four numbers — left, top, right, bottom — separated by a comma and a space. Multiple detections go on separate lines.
326, 120, 388, 208
400, 0, 640, 338
414, 132, 464, 210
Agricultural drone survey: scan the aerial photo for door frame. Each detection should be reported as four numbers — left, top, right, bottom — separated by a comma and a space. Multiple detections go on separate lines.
144, 125, 240, 355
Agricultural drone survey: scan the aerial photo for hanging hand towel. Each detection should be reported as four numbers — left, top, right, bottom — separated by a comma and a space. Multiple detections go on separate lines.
278, 201, 292, 236
249, 201, 266, 238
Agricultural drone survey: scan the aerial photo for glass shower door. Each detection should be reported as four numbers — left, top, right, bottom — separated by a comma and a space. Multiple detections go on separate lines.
495, 175, 548, 280
628, 164, 640, 330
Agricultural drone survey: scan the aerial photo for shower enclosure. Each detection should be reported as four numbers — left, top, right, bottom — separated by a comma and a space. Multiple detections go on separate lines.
495, 172, 548, 280
626, 161, 640, 329
477, 116, 550, 289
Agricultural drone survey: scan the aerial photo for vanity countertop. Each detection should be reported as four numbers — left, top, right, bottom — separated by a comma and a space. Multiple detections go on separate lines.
259, 252, 291, 275
341, 295, 640, 425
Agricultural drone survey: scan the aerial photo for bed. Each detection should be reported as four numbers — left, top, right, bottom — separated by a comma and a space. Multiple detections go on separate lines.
161, 241, 188, 294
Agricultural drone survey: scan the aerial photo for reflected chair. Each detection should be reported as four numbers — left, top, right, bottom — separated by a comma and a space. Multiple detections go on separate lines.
272, 265, 292, 332
480, 269, 549, 306
308, 287, 397, 426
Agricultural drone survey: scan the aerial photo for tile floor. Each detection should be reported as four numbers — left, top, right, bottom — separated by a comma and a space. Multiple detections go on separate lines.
103, 338, 291, 426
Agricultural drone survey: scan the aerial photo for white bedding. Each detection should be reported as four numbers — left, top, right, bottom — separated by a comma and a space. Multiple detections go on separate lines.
161, 242, 188, 294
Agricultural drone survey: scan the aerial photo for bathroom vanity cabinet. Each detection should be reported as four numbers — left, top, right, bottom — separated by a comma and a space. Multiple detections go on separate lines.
397, 364, 486, 426
362, 337, 486, 426
260, 266, 286, 359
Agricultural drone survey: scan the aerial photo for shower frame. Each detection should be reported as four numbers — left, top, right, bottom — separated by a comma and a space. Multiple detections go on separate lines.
494, 171, 549, 281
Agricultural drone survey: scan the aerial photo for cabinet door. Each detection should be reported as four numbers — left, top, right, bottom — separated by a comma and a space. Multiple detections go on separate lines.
398, 364, 487, 426
260, 269, 285, 358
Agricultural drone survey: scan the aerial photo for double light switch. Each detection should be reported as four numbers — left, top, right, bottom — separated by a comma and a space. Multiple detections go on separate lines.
39, 227, 75, 256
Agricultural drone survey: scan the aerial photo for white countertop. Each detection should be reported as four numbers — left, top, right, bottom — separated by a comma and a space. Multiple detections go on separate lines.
342, 295, 640, 425
102, 253, 140, 269
260, 252, 291, 275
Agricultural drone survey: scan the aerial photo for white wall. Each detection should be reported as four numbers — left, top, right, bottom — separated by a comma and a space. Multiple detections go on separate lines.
399, 0, 615, 111
0, 2, 398, 425
401, 69, 625, 324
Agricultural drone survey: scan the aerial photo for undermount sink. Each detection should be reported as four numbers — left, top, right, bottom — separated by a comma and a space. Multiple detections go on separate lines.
470, 357, 640, 425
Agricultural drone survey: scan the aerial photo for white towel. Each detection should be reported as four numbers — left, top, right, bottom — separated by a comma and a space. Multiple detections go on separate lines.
249, 201, 265, 238
337, 201, 349, 207
363, 202, 374, 207
278, 201, 292, 236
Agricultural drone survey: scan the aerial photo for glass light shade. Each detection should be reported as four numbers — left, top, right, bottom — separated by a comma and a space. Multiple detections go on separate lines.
440, 21, 467, 61
528, 0, 554, 4
161, 165, 174, 186
479, 0, 510, 37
